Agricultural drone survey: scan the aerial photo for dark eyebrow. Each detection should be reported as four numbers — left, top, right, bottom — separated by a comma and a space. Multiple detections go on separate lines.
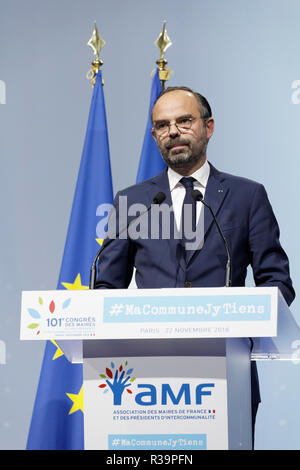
153, 119, 168, 125
176, 114, 194, 120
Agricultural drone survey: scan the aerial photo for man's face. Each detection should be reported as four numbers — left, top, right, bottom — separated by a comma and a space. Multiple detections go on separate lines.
151, 90, 214, 172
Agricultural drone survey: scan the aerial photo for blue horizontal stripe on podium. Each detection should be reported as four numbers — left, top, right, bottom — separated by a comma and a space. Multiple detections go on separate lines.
103, 294, 271, 323
108, 433, 207, 450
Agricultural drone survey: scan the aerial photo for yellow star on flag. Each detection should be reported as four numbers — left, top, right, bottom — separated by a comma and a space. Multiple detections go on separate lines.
51, 340, 64, 360
96, 238, 104, 246
61, 273, 89, 290
66, 386, 84, 415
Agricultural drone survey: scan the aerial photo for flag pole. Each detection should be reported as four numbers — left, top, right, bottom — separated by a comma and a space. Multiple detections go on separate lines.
154, 21, 173, 91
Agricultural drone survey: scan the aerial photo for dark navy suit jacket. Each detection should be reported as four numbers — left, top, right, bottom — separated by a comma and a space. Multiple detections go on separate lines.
96, 163, 295, 404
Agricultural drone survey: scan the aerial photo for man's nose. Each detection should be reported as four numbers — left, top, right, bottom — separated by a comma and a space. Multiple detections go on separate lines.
168, 122, 179, 137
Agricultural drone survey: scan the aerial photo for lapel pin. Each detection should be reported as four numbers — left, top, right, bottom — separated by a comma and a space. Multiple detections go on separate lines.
218, 189, 223, 193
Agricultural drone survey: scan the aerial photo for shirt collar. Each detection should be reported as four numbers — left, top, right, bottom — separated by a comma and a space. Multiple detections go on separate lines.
168, 159, 210, 191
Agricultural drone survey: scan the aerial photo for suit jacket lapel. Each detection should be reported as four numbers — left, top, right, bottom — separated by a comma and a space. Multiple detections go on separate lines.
149, 169, 172, 204
148, 169, 176, 240
203, 163, 229, 238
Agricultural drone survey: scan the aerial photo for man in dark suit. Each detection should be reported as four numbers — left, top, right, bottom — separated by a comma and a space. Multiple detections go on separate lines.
95, 86, 295, 445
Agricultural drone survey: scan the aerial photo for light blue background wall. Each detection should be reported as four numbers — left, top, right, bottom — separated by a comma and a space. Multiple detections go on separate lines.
0, 0, 299, 449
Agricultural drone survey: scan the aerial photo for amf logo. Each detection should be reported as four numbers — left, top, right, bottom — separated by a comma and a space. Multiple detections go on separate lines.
98, 360, 214, 406
134, 383, 215, 406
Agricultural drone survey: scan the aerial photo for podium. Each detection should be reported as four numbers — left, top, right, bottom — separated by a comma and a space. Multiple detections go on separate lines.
20, 286, 300, 450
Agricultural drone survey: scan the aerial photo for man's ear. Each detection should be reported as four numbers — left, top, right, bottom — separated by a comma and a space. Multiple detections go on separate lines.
206, 118, 215, 139
151, 128, 158, 144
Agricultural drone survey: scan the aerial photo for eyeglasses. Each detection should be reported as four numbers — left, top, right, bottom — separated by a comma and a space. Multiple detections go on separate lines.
153, 116, 201, 137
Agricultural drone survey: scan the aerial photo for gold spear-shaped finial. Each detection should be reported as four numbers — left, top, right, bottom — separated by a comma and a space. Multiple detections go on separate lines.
155, 20, 172, 59
86, 22, 106, 86
154, 21, 173, 90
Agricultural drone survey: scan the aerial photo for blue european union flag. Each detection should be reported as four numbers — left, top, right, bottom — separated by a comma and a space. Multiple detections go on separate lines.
136, 68, 166, 183
26, 70, 113, 450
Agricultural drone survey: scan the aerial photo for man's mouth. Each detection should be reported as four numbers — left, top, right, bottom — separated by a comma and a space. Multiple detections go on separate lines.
167, 141, 189, 150
171, 144, 186, 149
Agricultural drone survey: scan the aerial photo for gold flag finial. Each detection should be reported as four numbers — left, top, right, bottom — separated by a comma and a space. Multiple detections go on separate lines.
86, 22, 106, 86
154, 21, 172, 60
153, 21, 173, 90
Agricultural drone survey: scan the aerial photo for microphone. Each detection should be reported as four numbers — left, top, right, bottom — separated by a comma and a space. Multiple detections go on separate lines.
152, 192, 166, 205
89, 191, 166, 289
192, 189, 232, 287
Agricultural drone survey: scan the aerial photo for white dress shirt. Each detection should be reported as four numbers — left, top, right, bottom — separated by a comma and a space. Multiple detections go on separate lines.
167, 159, 210, 231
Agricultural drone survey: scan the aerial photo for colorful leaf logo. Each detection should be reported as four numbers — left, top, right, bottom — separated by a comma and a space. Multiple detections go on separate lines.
27, 323, 39, 329
49, 300, 55, 313
27, 296, 44, 335
27, 308, 41, 319
27, 304, 41, 333
62, 298, 71, 309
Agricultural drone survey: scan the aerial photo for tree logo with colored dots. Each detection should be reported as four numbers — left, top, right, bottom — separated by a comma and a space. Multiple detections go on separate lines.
98, 361, 136, 405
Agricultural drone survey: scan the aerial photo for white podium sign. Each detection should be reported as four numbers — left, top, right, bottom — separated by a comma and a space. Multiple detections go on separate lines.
20, 286, 278, 341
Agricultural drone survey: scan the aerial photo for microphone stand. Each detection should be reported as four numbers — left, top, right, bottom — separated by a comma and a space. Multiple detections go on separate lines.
89, 192, 166, 289
192, 190, 232, 287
